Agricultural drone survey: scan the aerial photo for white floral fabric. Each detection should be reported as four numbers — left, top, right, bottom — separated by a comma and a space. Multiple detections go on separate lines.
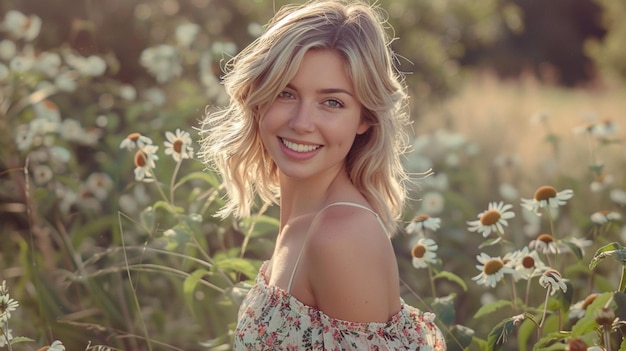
234, 261, 446, 350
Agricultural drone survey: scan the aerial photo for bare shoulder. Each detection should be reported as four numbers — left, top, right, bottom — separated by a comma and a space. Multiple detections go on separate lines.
305, 204, 400, 322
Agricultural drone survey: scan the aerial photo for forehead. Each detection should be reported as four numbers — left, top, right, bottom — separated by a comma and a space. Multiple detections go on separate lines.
289, 49, 354, 92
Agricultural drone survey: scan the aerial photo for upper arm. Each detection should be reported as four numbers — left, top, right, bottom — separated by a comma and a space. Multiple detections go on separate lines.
306, 208, 396, 323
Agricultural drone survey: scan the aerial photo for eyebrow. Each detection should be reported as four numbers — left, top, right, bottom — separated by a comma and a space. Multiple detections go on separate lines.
286, 84, 354, 97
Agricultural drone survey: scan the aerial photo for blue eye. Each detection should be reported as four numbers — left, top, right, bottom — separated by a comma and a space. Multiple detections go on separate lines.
324, 99, 343, 108
278, 91, 294, 99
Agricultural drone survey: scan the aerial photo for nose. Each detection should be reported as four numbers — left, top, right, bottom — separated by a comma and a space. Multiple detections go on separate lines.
288, 102, 315, 133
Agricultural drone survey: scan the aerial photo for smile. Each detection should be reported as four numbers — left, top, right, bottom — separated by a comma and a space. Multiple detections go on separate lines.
281, 138, 321, 153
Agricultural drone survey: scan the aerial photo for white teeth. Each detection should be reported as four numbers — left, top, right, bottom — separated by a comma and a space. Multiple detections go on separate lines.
282, 139, 320, 152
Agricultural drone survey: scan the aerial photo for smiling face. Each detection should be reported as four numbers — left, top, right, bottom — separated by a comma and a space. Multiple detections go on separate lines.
259, 49, 369, 182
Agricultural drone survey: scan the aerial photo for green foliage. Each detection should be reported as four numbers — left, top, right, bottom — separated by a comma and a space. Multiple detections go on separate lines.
587, 0, 626, 82
1, 1, 626, 351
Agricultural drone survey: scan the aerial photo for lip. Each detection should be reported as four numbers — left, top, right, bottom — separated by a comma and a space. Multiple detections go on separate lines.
278, 137, 322, 160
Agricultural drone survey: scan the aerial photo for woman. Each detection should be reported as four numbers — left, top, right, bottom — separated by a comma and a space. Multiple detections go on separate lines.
200, 0, 446, 349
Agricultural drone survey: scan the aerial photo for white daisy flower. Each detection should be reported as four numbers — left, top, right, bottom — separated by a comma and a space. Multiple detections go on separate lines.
590, 210, 621, 225
590, 173, 613, 192
538, 269, 567, 296
15, 125, 35, 151
405, 214, 441, 235
467, 201, 515, 238
0, 39, 17, 61
0, 328, 13, 347
521, 185, 573, 216
54, 70, 78, 92
0, 294, 19, 322
568, 293, 598, 320
410, 238, 438, 269
35, 51, 62, 77
119, 132, 153, 150
420, 191, 445, 216
528, 234, 560, 254
175, 22, 200, 48
48, 340, 66, 351
472, 253, 513, 288
2, 10, 42, 41
64, 53, 107, 77
509, 247, 547, 281
140, 44, 182, 83
610, 189, 626, 206
164, 129, 194, 162
32, 164, 53, 185
119, 84, 137, 101
133, 144, 159, 182
85, 172, 114, 201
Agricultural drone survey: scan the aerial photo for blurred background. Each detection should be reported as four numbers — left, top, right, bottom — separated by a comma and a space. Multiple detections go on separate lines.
1, 0, 625, 350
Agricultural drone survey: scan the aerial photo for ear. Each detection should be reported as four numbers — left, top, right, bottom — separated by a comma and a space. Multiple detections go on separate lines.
356, 121, 370, 135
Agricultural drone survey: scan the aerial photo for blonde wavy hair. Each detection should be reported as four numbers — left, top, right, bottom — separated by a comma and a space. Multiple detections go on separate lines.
199, 0, 410, 235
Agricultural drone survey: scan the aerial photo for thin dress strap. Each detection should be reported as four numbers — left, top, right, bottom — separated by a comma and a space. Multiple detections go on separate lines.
286, 201, 388, 293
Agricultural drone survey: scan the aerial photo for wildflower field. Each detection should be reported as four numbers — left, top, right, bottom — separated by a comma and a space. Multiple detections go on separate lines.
1, 1, 626, 351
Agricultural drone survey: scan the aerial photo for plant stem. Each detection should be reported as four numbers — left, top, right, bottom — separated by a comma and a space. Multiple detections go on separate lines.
619, 265, 626, 292
428, 265, 437, 298
511, 275, 518, 312
538, 288, 551, 330
151, 174, 170, 204
118, 212, 154, 351
169, 159, 183, 204
2, 320, 13, 351
603, 325, 612, 351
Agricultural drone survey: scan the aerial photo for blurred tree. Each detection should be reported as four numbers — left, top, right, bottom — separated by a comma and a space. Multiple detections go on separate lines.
466, 0, 606, 86
585, 0, 626, 84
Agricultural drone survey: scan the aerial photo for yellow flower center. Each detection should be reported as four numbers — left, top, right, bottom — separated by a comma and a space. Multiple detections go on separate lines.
543, 269, 561, 280
534, 185, 557, 201
595, 307, 616, 326
128, 132, 142, 142
43, 99, 58, 111
483, 258, 504, 275
412, 214, 430, 222
582, 293, 598, 309
599, 209, 612, 216
411, 244, 426, 259
480, 210, 501, 226
522, 255, 535, 269
566, 338, 587, 351
537, 233, 554, 243
173, 139, 183, 153
134, 150, 147, 167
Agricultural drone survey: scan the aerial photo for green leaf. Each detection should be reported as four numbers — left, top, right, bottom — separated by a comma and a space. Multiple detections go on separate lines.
10, 336, 35, 345
589, 242, 626, 270
559, 238, 583, 260
471, 336, 488, 351
431, 293, 457, 325
433, 271, 468, 291
175, 170, 221, 190
487, 316, 520, 351
183, 269, 211, 316
613, 291, 626, 322
240, 215, 280, 238
153, 200, 185, 215
474, 299, 513, 319
447, 324, 474, 351
215, 257, 259, 279
571, 292, 612, 336
478, 236, 503, 249
516, 316, 537, 351
533, 330, 570, 350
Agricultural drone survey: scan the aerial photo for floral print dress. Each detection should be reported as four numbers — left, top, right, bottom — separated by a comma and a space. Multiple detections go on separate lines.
233, 260, 446, 350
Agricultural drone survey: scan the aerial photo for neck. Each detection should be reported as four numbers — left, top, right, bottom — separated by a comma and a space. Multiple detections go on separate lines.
278, 168, 350, 229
